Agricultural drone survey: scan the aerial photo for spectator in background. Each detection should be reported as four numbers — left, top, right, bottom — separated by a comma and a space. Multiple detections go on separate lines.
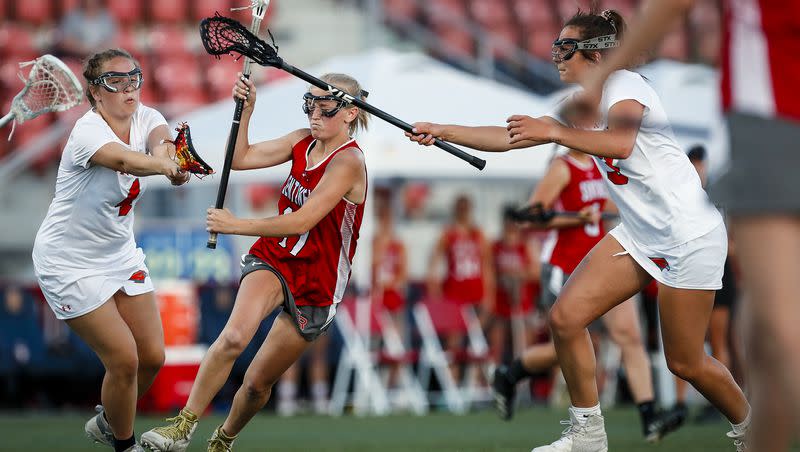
53, 0, 118, 59
427, 194, 494, 382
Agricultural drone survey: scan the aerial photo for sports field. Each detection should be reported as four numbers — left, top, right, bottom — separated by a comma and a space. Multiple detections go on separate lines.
2, 408, 796, 452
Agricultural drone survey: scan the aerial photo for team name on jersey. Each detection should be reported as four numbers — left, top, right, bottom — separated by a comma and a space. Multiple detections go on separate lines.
579, 179, 606, 202
281, 175, 311, 207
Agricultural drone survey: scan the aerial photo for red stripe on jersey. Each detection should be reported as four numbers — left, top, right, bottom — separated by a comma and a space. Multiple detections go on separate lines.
249, 135, 366, 307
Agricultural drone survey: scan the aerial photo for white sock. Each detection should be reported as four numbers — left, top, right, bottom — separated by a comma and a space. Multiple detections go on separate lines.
571, 404, 601, 426
731, 406, 751, 435
311, 381, 329, 402
278, 381, 297, 402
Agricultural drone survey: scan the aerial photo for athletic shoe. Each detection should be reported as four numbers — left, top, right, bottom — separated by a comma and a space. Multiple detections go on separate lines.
532, 407, 608, 452
122, 445, 147, 452
492, 365, 516, 421
726, 429, 747, 452
85, 405, 114, 446
207, 425, 236, 452
140, 408, 198, 451
644, 409, 685, 442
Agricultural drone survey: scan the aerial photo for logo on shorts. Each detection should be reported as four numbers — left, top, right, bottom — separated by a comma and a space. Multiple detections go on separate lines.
59, 304, 72, 312
129, 270, 148, 283
297, 310, 308, 331
649, 257, 670, 271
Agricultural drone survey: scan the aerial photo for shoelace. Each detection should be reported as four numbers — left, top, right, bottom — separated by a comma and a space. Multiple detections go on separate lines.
154, 414, 195, 440
208, 434, 234, 452
550, 419, 586, 446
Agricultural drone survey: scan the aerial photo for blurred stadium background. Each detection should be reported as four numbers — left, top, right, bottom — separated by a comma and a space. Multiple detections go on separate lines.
2, 0, 788, 451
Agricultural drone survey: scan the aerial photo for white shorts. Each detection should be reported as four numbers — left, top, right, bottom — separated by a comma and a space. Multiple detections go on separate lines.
36, 262, 154, 320
609, 222, 727, 290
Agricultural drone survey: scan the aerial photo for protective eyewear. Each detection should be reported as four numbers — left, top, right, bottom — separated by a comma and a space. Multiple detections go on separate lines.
301, 92, 350, 118
551, 34, 619, 63
89, 68, 143, 93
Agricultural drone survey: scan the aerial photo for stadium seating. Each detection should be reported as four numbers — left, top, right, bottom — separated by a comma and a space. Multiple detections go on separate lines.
13, 0, 54, 26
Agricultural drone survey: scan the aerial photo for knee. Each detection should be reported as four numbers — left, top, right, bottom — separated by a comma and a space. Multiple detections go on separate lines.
108, 350, 139, 381
139, 347, 165, 376
243, 376, 275, 402
214, 329, 250, 357
547, 302, 583, 339
666, 356, 701, 381
611, 325, 642, 349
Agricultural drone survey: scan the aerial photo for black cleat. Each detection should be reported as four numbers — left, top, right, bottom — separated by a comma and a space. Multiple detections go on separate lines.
644, 408, 686, 443
492, 365, 516, 421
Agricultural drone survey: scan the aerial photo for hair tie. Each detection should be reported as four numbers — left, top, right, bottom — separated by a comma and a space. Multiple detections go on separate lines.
601, 9, 617, 32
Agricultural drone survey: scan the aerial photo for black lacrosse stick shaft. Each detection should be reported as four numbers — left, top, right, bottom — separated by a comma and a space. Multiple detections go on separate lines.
207, 85, 248, 249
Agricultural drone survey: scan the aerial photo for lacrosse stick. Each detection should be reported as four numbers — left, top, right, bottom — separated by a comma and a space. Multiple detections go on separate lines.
0, 54, 84, 139
207, 1, 270, 249
171, 122, 214, 177
199, 15, 487, 171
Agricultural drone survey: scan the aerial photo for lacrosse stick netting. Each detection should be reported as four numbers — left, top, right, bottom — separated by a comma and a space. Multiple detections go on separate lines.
0, 55, 84, 139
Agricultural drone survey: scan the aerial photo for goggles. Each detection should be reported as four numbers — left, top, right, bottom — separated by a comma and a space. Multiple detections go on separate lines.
301, 92, 351, 118
89, 68, 143, 93
551, 34, 619, 63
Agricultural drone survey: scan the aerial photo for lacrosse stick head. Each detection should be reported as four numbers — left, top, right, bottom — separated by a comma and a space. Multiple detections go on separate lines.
199, 15, 282, 67
172, 122, 214, 177
9, 55, 84, 125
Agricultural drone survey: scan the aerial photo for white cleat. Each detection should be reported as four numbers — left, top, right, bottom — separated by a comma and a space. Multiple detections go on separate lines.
85, 405, 114, 446
727, 430, 747, 451
532, 407, 608, 452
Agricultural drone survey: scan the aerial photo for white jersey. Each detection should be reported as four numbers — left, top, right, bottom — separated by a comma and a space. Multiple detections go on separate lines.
32, 105, 167, 277
548, 70, 722, 249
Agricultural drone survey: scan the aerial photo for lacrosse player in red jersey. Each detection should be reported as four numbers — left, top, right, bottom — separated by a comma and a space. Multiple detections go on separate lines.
407, 8, 750, 449
142, 72, 370, 452
31, 48, 189, 452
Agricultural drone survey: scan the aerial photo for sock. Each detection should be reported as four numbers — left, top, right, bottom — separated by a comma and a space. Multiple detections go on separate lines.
507, 358, 534, 385
637, 400, 656, 427
217, 426, 237, 442
730, 406, 751, 436
311, 381, 329, 402
113, 434, 135, 452
180, 407, 198, 422
571, 404, 601, 426
278, 381, 297, 402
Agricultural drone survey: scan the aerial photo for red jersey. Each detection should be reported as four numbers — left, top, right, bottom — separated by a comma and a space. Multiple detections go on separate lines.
541, 155, 608, 274
441, 227, 485, 304
372, 238, 406, 312
492, 240, 533, 318
722, 0, 800, 121
249, 135, 366, 307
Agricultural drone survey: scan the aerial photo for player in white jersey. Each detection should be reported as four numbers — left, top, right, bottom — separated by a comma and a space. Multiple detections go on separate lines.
32, 49, 188, 452
408, 8, 749, 451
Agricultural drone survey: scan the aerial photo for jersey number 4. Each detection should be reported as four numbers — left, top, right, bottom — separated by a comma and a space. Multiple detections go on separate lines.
116, 179, 141, 216
602, 158, 629, 185
278, 206, 310, 256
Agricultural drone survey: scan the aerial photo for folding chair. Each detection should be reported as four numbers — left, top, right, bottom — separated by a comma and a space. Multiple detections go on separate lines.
329, 297, 390, 416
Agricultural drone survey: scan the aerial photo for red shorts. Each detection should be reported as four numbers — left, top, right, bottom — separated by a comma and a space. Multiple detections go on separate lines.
376, 289, 405, 312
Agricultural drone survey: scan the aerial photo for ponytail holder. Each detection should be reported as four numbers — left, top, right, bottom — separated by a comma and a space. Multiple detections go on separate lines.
601, 9, 617, 32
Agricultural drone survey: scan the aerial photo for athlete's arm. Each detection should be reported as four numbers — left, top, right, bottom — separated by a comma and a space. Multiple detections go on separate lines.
146, 124, 190, 185
90, 141, 182, 178
508, 100, 644, 159
406, 119, 556, 152
394, 242, 409, 291
208, 148, 365, 237
426, 234, 447, 299
524, 158, 582, 229
230, 127, 309, 171
479, 233, 496, 312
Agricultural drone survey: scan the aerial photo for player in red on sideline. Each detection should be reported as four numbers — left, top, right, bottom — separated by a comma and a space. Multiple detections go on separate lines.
141, 72, 370, 452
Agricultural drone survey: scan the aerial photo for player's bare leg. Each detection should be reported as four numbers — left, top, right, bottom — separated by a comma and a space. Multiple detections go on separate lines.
141, 271, 284, 451
733, 216, 800, 451
533, 234, 650, 451
69, 297, 142, 446
216, 312, 312, 444
116, 291, 166, 396
657, 284, 750, 447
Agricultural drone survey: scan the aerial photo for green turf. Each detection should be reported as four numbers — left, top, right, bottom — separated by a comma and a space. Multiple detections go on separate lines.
0, 408, 796, 452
